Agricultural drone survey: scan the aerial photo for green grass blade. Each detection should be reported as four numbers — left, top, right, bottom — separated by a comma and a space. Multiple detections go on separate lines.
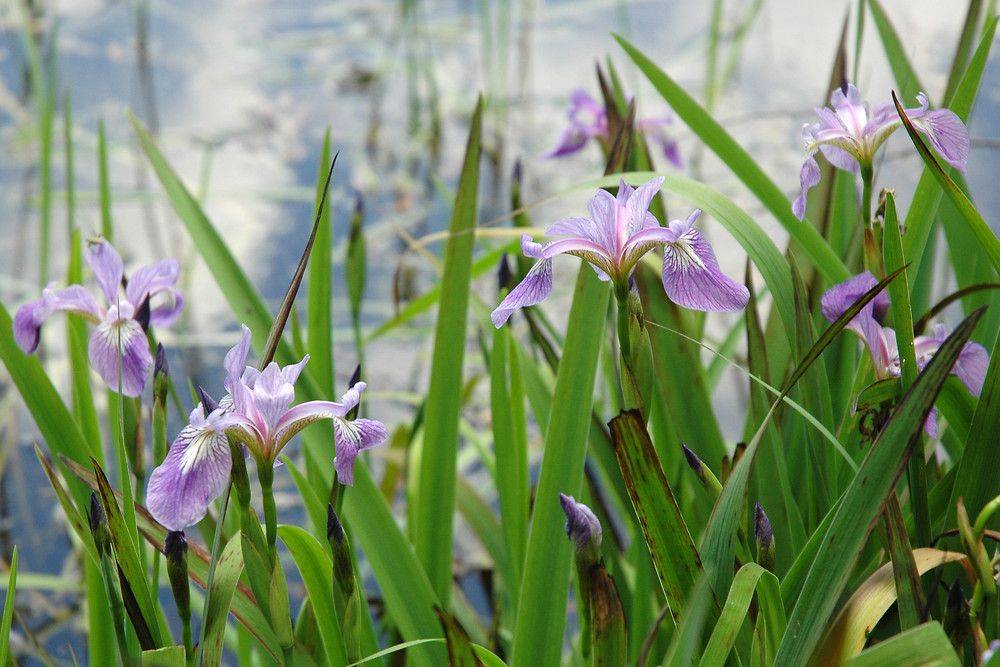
893, 90, 1000, 274
489, 324, 528, 609
97, 120, 113, 239
511, 267, 610, 667
413, 96, 483, 602
775, 307, 986, 664
307, 130, 335, 396
609, 410, 701, 620
847, 622, 959, 666
866, 0, 923, 99
663, 578, 712, 667
613, 34, 850, 283
699, 563, 784, 666
279, 525, 348, 666
200, 534, 245, 666
0, 547, 17, 666
67, 231, 103, 462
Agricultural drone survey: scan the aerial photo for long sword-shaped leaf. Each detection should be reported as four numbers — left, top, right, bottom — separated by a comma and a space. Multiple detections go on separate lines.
412, 96, 483, 602
200, 534, 245, 666
847, 622, 960, 666
609, 409, 701, 619
613, 34, 849, 283
699, 562, 785, 666
279, 525, 348, 666
0, 547, 17, 667
775, 307, 985, 664
307, 130, 335, 396
511, 267, 610, 667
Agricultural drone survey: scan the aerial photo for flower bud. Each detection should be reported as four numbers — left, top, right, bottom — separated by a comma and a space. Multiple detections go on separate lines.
497, 255, 513, 295
153, 344, 169, 404
681, 443, 723, 497
197, 386, 221, 414
559, 493, 601, 562
164, 530, 190, 623
326, 505, 355, 600
88, 492, 111, 557
754, 501, 775, 572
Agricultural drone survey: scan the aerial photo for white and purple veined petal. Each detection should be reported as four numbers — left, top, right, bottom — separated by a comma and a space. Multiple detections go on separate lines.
87, 303, 154, 397
491, 256, 553, 328
147, 404, 234, 531
333, 418, 388, 485
13, 283, 103, 353
792, 154, 822, 220
224, 325, 253, 393
251, 361, 301, 433
904, 93, 970, 171
653, 211, 749, 312
85, 239, 125, 304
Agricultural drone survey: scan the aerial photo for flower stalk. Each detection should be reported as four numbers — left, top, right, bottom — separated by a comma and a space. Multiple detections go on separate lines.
164, 531, 192, 663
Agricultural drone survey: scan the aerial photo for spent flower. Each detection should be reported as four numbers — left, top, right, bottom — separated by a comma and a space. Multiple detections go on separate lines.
13, 239, 183, 396
793, 83, 969, 219
491, 177, 748, 326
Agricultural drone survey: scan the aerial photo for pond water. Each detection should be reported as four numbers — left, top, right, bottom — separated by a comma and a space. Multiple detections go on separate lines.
0, 0, 997, 661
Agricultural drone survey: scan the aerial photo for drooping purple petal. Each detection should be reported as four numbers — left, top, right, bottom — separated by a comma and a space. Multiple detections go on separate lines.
792, 155, 821, 220
13, 284, 102, 353
147, 405, 233, 531
87, 306, 154, 396
491, 258, 553, 328
545, 125, 590, 158
333, 418, 389, 485
912, 107, 970, 171
953, 341, 989, 396
125, 259, 180, 307
85, 240, 124, 305
819, 271, 889, 324
661, 219, 749, 312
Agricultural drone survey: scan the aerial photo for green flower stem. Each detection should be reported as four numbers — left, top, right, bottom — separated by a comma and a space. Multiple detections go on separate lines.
258, 459, 279, 565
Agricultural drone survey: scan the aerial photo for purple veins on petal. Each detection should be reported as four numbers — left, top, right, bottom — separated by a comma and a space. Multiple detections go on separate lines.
87, 305, 154, 397
147, 404, 234, 531
819, 271, 889, 324
792, 155, 821, 220
333, 417, 388, 485
660, 212, 749, 312
85, 239, 125, 304
490, 257, 553, 328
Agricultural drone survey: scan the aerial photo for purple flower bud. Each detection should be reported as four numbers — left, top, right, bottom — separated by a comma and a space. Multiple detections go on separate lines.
497, 255, 513, 294
88, 492, 110, 557
681, 443, 702, 473
754, 502, 773, 549
560, 493, 602, 557
154, 343, 169, 379
164, 530, 187, 561
326, 504, 346, 545
196, 386, 220, 414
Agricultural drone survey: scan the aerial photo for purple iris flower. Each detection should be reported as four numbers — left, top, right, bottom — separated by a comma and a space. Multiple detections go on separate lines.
491, 177, 749, 327
13, 239, 183, 396
793, 83, 970, 219
147, 325, 387, 531
548, 89, 683, 168
821, 272, 989, 436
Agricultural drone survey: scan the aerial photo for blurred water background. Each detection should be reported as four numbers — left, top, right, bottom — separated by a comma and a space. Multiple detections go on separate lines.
0, 0, 997, 661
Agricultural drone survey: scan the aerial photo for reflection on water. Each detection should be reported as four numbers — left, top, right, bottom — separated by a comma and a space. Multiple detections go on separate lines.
0, 0, 997, 660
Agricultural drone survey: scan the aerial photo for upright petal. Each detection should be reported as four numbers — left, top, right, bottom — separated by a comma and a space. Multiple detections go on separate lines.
224, 325, 253, 393
623, 177, 664, 238
587, 189, 619, 251
88, 310, 153, 396
125, 259, 180, 306
280, 355, 310, 385
792, 155, 821, 220
333, 418, 388, 485
13, 284, 102, 353
251, 362, 296, 432
491, 258, 553, 328
147, 408, 232, 531
85, 240, 124, 305
662, 223, 749, 312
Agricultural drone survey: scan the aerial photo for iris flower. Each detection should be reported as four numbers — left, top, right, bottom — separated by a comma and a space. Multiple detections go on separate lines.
491, 177, 749, 327
548, 89, 683, 168
559, 493, 602, 556
147, 325, 387, 531
821, 272, 988, 435
13, 239, 183, 396
793, 84, 969, 219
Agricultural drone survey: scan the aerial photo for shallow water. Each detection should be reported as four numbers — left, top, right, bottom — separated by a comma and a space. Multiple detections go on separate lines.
0, 0, 997, 661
